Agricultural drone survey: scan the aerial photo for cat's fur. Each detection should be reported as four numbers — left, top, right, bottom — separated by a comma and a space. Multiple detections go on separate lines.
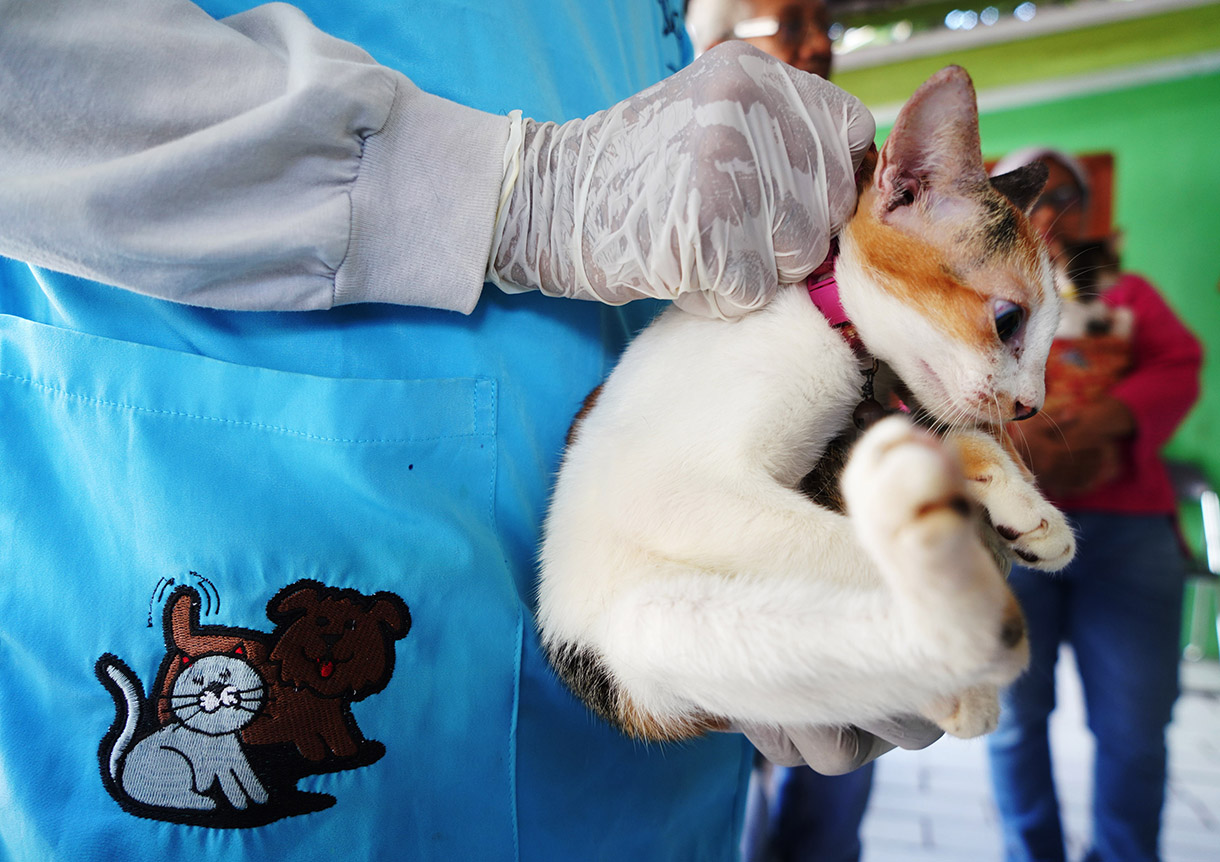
537, 66, 1076, 744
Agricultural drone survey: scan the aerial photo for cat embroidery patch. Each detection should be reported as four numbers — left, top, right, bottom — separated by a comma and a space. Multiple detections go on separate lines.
96, 579, 410, 827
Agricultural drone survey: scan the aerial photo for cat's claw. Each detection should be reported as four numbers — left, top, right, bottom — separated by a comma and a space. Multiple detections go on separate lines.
944, 428, 1076, 572
964, 471, 1075, 572
989, 511, 1075, 570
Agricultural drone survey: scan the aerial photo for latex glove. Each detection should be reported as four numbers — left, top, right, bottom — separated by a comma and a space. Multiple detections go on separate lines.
736, 716, 943, 774
487, 41, 875, 319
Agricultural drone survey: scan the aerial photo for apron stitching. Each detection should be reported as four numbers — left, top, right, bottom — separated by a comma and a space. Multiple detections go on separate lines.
0, 370, 485, 445
476, 379, 518, 859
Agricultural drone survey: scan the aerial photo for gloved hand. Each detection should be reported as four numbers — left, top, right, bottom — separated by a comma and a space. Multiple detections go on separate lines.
487, 41, 875, 319
735, 715, 944, 774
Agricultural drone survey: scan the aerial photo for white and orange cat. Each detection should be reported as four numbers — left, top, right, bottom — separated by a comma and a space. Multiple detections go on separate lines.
537, 67, 1076, 746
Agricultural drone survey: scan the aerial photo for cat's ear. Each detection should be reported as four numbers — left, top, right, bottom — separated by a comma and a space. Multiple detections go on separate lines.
990, 161, 1048, 214
873, 66, 986, 218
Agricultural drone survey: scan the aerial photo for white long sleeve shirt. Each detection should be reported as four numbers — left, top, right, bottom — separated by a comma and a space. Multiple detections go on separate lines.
0, 0, 510, 313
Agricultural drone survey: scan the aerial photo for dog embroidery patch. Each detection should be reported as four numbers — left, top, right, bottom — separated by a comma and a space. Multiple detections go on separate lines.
96, 579, 411, 827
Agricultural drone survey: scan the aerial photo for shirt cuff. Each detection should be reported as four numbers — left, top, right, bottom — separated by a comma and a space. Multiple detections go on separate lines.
335, 74, 511, 313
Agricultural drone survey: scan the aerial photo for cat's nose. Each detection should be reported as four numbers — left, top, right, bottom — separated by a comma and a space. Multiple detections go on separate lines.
1013, 402, 1039, 421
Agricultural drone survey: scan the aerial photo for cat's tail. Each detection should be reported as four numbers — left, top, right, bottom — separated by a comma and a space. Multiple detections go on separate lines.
96, 654, 143, 781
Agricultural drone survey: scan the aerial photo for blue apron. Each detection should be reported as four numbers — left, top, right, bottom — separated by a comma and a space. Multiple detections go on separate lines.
0, 2, 752, 860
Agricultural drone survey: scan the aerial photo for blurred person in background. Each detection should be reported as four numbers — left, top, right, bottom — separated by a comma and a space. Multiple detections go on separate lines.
986, 148, 1203, 862
688, 2, 877, 860
687, 0, 834, 78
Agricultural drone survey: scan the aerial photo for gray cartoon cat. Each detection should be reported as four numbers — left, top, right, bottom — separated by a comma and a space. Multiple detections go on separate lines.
100, 653, 268, 812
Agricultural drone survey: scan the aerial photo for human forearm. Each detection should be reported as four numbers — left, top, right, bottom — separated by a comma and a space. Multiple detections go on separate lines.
1104, 276, 1203, 450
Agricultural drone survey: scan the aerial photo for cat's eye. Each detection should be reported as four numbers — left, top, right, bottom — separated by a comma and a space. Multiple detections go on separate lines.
993, 300, 1025, 343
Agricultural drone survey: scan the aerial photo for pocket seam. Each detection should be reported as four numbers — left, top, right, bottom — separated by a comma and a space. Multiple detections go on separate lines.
0, 370, 488, 445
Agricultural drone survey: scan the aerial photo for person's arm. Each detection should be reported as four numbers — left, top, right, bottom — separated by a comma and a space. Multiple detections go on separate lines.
3, 6, 873, 317
0, 0, 508, 313
1104, 275, 1203, 454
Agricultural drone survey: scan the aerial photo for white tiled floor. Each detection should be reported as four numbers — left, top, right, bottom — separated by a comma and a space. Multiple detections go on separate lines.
860, 651, 1220, 862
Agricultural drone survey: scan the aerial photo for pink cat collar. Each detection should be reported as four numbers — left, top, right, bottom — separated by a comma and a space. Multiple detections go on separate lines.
807, 144, 875, 334
805, 238, 863, 354
805, 239, 849, 327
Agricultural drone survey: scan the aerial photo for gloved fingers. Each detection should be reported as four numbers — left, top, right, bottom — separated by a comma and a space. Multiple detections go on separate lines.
856, 714, 944, 751
774, 60, 877, 167
489, 40, 876, 316
784, 724, 895, 775
672, 276, 776, 319
735, 722, 898, 775
734, 721, 807, 768
700, 46, 867, 283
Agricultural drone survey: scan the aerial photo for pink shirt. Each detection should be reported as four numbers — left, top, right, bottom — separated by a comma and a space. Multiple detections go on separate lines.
1050, 273, 1202, 514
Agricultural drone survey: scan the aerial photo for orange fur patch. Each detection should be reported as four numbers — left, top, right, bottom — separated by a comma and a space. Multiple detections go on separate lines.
848, 188, 991, 348
846, 184, 1046, 351
617, 693, 729, 742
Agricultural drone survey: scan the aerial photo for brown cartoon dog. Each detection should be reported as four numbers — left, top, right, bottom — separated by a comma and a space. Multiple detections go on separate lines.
243, 581, 411, 761
100, 579, 410, 826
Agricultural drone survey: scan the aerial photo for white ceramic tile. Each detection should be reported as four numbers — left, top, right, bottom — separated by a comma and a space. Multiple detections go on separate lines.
858, 655, 1220, 862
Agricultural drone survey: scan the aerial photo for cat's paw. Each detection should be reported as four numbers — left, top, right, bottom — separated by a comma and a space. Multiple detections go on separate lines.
983, 491, 1075, 571
922, 685, 1001, 739
842, 416, 975, 578
947, 428, 1075, 571
963, 465, 1075, 572
843, 417, 1029, 682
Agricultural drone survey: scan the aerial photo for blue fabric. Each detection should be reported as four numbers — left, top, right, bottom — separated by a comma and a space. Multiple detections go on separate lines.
767, 763, 875, 862
0, 2, 751, 860
986, 513, 1188, 862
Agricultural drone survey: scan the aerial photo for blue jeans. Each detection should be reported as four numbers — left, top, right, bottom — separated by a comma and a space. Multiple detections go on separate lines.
767, 762, 875, 862
987, 513, 1187, 862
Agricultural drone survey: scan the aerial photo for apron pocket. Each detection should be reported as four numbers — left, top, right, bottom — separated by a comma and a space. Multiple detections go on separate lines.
0, 315, 521, 860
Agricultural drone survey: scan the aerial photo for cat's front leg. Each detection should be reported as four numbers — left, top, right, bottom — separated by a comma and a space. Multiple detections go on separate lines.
945, 426, 1075, 571
841, 416, 1028, 686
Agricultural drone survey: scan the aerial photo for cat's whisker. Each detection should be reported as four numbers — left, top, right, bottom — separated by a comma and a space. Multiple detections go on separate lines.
1044, 204, 1078, 240
1036, 409, 1072, 450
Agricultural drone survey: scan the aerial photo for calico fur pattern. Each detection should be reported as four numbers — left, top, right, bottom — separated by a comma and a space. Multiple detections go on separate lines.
538, 66, 1076, 745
